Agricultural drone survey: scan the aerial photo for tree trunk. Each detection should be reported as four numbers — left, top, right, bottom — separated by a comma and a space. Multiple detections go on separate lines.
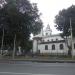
12, 34, 16, 59
1, 28, 4, 55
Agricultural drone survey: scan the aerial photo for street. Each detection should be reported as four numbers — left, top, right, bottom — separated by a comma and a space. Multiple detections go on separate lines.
0, 61, 75, 75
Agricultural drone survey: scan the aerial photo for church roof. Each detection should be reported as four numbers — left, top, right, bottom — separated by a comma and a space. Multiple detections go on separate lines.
33, 34, 42, 39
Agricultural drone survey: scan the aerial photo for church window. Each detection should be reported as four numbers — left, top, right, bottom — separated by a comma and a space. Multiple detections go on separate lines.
51, 39, 53, 41
47, 40, 49, 42
50, 33, 51, 35
56, 38, 58, 41
42, 40, 44, 42
45, 45, 48, 50
74, 43, 75, 49
46, 33, 48, 36
60, 44, 64, 50
52, 44, 55, 50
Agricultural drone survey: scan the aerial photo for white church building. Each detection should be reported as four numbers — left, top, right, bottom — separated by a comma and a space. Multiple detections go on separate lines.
33, 25, 75, 56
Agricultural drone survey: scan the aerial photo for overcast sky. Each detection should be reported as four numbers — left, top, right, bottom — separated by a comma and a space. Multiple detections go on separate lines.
30, 0, 75, 34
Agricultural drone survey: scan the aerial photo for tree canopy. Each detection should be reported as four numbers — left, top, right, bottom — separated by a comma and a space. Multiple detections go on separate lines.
55, 5, 75, 37
0, 0, 43, 50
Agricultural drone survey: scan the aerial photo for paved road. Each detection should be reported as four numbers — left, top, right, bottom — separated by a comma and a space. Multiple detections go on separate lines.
0, 61, 75, 75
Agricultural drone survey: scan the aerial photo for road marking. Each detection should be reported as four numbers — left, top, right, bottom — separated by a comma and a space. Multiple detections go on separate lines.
0, 72, 56, 75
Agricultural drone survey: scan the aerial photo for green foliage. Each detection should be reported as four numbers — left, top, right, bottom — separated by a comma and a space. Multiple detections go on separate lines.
0, 0, 43, 51
55, 5, 75, 37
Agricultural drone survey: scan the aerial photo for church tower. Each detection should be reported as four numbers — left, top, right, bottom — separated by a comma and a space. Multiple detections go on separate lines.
45, 24, 52, 36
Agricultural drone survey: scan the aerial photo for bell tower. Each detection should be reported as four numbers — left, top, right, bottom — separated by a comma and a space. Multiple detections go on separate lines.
45, 24, 52, 36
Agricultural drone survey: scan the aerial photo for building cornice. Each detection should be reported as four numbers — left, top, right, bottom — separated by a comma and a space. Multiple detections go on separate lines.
39, 40, 65, 44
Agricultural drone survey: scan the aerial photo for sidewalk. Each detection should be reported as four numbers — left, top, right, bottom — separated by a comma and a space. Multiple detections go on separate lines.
12, 58, 75, 63
0, 58, 75, 63
0, 56, 75, 63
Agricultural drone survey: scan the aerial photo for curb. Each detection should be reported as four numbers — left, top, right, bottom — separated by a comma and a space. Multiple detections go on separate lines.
0, 59, 75, 63
10, 59, 75, 63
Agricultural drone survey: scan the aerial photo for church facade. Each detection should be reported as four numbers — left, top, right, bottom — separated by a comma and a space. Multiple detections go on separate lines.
33, 25, 75, 56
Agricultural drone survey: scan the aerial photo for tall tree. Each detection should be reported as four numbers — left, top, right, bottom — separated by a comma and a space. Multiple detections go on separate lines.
55, 5, 75, 37
55, 5, 75, 56
0, 0, 43, 53
6, 0, 43, 35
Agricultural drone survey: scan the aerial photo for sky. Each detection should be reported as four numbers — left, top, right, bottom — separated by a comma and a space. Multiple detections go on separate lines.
30, 0, 75, 34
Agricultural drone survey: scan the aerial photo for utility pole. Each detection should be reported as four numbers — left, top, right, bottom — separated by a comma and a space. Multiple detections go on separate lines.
70, 18, 73, 58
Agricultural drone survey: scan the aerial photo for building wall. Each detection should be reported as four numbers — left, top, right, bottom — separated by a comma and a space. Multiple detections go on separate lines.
33, 39, 38, 53
33, 24, 75, 56
33, 34, 69, 55
38, 42, 68, 55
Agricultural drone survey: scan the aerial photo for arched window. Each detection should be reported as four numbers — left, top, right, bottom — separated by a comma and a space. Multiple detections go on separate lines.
51, 39, 53, 41
56, 38, 58, 41
45, 45, 48, 50
60, 44, 64, 50
52, 44, 55, 50
74, 43, 75, 49
47, 40, 49, 42
46, 33, 48, 36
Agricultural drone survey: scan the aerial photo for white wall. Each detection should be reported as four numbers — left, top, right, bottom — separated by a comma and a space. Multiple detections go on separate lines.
33, 32, 69, 55
33, 40, 38, 53
38, 42, 68, 55
33, 34, 69, 55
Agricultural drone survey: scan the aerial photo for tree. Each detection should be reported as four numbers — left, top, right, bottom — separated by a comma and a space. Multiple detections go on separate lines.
0, 0, 43, 55
6, 0, 43, 35
55, 5, 75, 37
55, 5, 75, 56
